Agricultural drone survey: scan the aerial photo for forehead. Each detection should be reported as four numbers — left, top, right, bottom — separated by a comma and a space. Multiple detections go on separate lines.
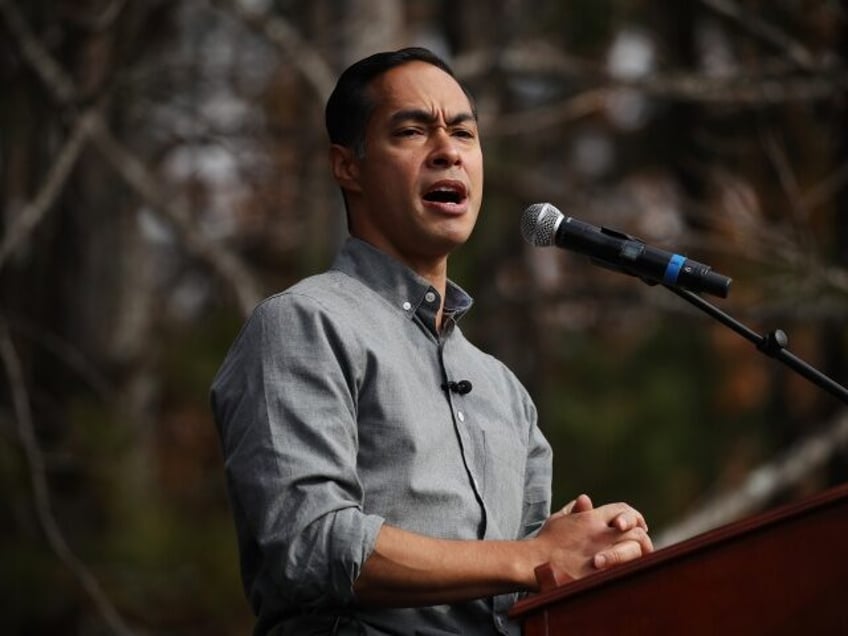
367, 61, 474, 121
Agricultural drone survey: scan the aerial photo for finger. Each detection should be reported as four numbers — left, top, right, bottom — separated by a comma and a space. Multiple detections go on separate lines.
559, 499, 576, 515
619, 527, 653, 556
622, 527, 653, 555
610, 511, 648, 533
605, 505, 648, 532
556, 493, 593, 517
592, 539, 646, 570
571, 493, 593, 513
552, 500, 575, 518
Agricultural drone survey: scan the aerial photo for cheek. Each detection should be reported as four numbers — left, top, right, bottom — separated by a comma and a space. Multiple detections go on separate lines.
468, 153, 484, 186
365, 166, 408, 201
374, 160, 417, 191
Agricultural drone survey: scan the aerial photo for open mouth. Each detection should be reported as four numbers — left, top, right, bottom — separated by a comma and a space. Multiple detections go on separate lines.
422, 181, 467, 205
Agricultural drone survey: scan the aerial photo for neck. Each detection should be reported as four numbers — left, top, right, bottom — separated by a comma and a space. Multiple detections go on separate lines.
350, 233, 450, 329
411, 258, 448, 296
411, 258, 448, 330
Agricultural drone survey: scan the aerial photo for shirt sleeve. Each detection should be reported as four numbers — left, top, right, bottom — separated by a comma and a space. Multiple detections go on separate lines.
210, 292, 384, 609
520, 395, 553, 538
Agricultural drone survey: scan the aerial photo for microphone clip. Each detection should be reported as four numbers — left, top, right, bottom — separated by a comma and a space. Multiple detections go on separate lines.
442, 380, 473, 395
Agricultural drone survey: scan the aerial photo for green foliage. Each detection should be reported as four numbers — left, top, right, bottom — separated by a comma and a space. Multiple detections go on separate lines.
0, 543, 80, 631
160, 307, 244, 402
540, 318, 764, 528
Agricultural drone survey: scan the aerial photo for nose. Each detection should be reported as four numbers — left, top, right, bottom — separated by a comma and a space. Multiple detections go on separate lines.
426, 129, 461, 169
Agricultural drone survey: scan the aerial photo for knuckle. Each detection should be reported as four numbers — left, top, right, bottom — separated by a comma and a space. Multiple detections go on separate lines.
603, 550, 621, 566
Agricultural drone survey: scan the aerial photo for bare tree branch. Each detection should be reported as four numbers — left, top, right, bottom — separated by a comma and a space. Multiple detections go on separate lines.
0, 0, 77, 103
698, 0, 820, 71
822, 266, 848, 296
0, 109, 94, 270
630, 71, 847, 105
759, 130, 818, 263
213, 0, 336, 103
481, 89, 607, 137
60, 0, 129, 32
453, 42, 848, 149
4, 316, 115, 401
86, 116, 262, 316
0, 0, 263, 317
454, 42, 599, 81
0, 320, 137, 636
656, 409, 848, 547
801, 161, 848, 212
481, 65, 847, 139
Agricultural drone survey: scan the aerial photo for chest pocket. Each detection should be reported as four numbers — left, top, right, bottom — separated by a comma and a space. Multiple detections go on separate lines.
476, 424, 527, 537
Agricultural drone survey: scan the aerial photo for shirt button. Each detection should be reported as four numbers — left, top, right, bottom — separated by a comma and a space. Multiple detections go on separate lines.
456, 410, 465, 422
402, 301, 412, 311
424, 291, 436, 303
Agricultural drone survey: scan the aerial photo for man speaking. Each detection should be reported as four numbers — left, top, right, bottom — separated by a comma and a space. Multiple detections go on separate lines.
211, 47, 652, 635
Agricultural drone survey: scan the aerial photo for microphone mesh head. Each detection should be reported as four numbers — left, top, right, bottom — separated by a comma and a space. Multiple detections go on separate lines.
521, 203, 563, 247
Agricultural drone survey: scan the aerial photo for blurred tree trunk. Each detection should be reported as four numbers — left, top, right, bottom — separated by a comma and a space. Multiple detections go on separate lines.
0, 2, 164, 631
656, 0, 709, 211
299, 0, 405, 270
825, 11, 848, 483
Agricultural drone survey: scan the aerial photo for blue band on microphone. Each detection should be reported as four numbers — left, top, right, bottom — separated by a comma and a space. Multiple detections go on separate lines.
663, 254, 686, 285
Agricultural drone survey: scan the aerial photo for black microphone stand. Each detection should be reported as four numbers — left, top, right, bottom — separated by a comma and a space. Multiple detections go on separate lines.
663, 285, 848, 405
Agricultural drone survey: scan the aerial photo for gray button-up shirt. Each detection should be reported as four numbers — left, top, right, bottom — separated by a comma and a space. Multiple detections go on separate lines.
211, 238, 552, 635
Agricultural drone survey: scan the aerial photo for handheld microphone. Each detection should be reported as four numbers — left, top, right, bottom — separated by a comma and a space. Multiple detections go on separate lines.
521, 202, 732, 298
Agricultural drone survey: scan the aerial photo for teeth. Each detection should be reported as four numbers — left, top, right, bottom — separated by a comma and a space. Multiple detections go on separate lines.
430, 186, 463, 195
424, 183, 465, 204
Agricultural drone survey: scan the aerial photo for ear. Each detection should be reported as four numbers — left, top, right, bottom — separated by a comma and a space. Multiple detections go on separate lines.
329, 144, 363, 194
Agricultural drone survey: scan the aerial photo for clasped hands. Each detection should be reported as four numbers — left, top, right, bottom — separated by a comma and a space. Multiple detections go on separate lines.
528, 493, 653, 589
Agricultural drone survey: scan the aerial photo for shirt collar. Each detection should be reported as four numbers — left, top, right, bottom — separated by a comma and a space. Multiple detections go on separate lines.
331, 237, 474, 329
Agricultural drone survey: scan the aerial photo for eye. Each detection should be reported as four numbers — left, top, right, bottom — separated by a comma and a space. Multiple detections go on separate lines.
395, 127, 423, 138
452, 128, 476, 140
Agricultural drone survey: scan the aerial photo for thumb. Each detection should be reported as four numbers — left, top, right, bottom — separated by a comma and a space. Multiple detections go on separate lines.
558, 493, 593, 516
571, 493, 594, 513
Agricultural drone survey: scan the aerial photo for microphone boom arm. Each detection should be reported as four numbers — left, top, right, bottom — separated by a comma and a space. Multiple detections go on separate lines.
664, 284, 848, 405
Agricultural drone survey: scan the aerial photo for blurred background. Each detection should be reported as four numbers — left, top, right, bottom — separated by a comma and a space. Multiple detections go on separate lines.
1, 0, 847, 633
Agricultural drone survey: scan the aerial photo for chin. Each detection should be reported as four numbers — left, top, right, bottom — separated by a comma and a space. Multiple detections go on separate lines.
438, 231, 474, 254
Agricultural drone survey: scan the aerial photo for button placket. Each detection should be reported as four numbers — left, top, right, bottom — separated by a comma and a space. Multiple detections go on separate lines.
441, 339, 488, 534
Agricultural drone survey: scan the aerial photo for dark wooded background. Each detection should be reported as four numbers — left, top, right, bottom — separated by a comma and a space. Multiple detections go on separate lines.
2, 1, 846, 633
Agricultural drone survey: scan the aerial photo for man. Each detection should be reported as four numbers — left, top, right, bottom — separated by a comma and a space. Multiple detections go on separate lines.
211, 47, 652, 635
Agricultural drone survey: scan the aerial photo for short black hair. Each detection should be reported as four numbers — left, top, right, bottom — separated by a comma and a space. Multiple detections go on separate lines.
325, 47, 476, 156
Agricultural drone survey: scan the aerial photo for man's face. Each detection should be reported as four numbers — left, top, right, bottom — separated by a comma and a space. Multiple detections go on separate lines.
340, 61, 484, 273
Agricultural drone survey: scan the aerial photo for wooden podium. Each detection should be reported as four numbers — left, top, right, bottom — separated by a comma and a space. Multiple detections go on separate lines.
509, 482, 848, 635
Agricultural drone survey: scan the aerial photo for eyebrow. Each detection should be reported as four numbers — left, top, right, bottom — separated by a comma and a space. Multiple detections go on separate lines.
388, 108, 477, 127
